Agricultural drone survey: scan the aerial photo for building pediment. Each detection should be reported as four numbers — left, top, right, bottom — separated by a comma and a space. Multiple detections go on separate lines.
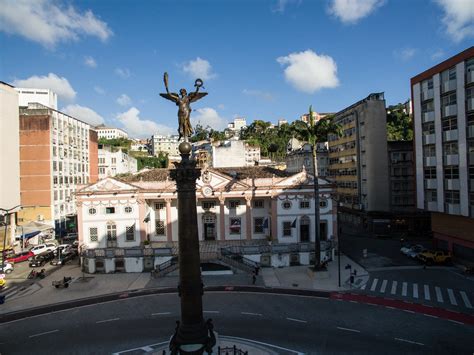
77, 177, 140, 194
197, 168, 250, 191
275, 171, 330, 188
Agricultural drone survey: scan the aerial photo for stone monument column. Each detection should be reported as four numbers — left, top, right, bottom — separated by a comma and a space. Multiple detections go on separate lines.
169, 142, 216, 354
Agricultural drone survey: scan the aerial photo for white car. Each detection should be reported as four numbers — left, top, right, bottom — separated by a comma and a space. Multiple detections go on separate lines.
30, 243, 57, 255
0, 262, 14, 274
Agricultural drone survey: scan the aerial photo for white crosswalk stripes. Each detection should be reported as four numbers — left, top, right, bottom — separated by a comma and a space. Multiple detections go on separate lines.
423, 285, 430, 301
460, 291, 472, 309
359, 278, 473, 311
0, 283, 40, 301
435, 287, 444, 303
447, 289, 457, 306
402, 282, 408, 296
391, 281, 397, 295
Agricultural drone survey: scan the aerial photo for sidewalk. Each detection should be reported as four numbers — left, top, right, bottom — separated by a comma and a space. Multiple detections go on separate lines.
0, 253, 367, 315
261, 254, 368, 291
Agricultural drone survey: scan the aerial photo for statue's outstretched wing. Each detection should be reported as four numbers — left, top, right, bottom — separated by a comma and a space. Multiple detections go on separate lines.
159, 93, 180, 103
188, 92, 208, 103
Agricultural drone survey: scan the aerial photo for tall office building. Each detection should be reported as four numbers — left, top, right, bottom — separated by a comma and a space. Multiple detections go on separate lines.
18, 103, 98, 235
16, 88, 58, 110
328, 93, 390, 234
412, 46, 474, 259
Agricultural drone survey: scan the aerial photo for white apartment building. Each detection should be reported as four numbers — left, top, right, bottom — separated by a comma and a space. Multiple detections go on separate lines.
151, 135, 179, 157
212, 140, 261, 168
0, 82, 21, 244
18, 103, 98, 234
227, 117, 247, 132
16, 88, 58, 110
98, 145, 138, 179
96, 125, 128, 140
412, 46, 474, 259
130, 139, 150, 153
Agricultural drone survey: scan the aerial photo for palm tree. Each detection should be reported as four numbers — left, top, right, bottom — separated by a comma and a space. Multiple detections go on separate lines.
291, 106, 342, 270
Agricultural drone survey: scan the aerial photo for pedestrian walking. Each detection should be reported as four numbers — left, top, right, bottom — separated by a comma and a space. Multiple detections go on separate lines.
252, 272, 256, 285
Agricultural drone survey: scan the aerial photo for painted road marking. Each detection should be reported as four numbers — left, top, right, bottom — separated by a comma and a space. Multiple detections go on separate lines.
241, 312, 262, 316
337, 327, 360, 333
402, 282, 407, 297
423, 285, 430, 301
447, 289, 457, 306
459, 291, 472, 309
96, 317, 120, 324
203, 310, 220, 314
151, 312, 171, 316
413, 284, 418, 299
435, 287, 443, 303
370, 278, 378, 291
286, 317, 307, 323
222, 335, 304, 355
394, 337, 424, 346
448, 319, 464, 325
360, 283, 366, 290
380, 280, 388, 293
29, 329, 59, 338
391, 281, 397, 295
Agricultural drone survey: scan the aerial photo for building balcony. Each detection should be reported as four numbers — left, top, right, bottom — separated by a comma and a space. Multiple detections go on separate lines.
443, 129, 458, 141
443, 154, 459, 165
423, 134, 436, 145
424, 179, 437, 189
467, 98, 474, 112
422, 111, 435, 123
468, 125, 474, 139
443, 104, 457, 118
445, 203, 461, 215
421, 89, 434, 101
425, 201, 438, 212
442, 80, 457, 94
445, 179, 460, 190
424, 156, 436, 166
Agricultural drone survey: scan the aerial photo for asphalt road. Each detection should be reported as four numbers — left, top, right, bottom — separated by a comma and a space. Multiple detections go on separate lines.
1, 292, 473, 354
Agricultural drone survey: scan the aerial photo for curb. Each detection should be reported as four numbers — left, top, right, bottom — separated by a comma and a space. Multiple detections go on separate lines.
0, 286, 331, 324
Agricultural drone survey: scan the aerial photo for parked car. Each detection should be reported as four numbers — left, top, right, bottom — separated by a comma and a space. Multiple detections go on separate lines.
50, 252, 75, 266
6, 251, 35, 263
29, 251, 55, 267
62, 233, 77, 242
406, 245, 427, 259
30, 242, 57, 256
400, 244, 414, 256
417, 250, 452, 265
54, 244, 74, 256
0, 262, 14, 274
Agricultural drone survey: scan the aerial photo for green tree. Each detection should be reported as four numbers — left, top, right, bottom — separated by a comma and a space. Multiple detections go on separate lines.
387, 103, 413, 141
190, 124, 210, 142
136, 152, 169, 170
291, 106, 342, 269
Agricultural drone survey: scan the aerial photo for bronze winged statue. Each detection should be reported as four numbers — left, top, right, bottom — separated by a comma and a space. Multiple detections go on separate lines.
159, 72, 208, 141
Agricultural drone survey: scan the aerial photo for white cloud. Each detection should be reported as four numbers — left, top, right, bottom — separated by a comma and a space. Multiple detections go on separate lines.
116, 94, 132, 106
242, 89, 275, 101
13, 73, 76, 101
191, 107, 227, 130
116, 107, 173, 138
0, 0, 112, 48
394, 47, 417, 61
62, 104, 104, 126
182, 57, 216, 80
115, 67, 131, 79
272, 0, 301, 13
435, 0, 474, 42
84, 56, 97, 68
217, 104, 226, 110
329, 0, 385, 24
276, 50, 339, 94
94, 86, 105, 95
430, 49, 445, 61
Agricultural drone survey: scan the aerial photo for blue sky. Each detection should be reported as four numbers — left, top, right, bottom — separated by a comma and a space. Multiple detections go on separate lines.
1, 0, 473, 138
